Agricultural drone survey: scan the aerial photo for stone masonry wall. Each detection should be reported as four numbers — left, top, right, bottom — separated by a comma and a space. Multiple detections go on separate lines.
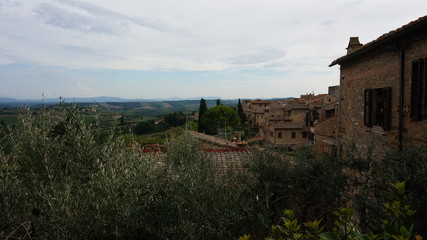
403, 37, 427, 143
338, 36, 427, 155
339, 50, 400, 155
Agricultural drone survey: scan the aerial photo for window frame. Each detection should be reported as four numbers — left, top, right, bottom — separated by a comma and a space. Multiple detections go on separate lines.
410, 58, 427, 121
364, 87, 391, 130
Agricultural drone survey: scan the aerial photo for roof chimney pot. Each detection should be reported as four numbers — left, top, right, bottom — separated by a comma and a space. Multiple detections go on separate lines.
346, 37, 363, 54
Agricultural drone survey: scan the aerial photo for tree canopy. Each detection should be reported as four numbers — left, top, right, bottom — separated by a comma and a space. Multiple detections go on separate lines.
237, 99, 247, 124
200, 105, 239, 135
198, 98, 207, 133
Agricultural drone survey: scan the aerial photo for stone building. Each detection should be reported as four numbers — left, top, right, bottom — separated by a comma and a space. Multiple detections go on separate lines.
330, 15, 427, 154
263, 94, 338, 147
242, 100, 276, 128
265, 122, 309, 146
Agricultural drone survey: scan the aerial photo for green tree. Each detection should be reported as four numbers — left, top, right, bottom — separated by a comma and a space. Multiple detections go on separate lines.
133, 120, 156, 134
164, 111, 186, 127
0, 120, 6, 128
216, 99, 221, 106
237, 99, 247, 124
197, 98, 208, 132
201, 105, 239, 135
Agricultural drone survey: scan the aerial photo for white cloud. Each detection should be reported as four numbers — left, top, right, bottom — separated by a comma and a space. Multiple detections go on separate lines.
69, 82, 99, 97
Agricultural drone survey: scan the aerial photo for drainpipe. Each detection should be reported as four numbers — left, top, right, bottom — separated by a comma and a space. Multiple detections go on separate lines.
398, 47, 404, 151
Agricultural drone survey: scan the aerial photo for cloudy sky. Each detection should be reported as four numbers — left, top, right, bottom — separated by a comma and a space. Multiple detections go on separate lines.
1, 0, 426, 100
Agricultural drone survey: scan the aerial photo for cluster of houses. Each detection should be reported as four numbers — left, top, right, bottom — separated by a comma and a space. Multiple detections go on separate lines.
242, 15, 427, 155
242, 86, 339, 152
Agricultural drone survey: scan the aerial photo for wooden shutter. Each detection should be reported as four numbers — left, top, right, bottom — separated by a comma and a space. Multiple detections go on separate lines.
364, 89, 372, 127
314, 110, 319, 120
382, 87, 391, 130
411, 59, 424, 121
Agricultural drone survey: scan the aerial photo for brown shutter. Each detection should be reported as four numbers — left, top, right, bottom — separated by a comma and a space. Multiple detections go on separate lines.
382, 87, 391, 130
364, 89, 372, 127
411, 59, 424, 121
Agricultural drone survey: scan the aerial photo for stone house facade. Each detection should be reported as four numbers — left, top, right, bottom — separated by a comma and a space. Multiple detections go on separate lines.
330, 16, 427, 154
242, 100, 278, 128
265, 122, 308, 146
241, 93, 339, 148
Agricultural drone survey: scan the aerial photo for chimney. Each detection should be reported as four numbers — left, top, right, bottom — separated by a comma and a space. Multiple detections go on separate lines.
346, 37, 363, 54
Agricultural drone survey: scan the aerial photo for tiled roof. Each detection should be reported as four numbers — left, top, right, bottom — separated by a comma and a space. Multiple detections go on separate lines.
330, 15, 427, 66
251, 100, 271, 104
307, 94, 328, 102
272, 122, 303, 129
268, 116, 287, 121
189, 131, 238, 148
252, 109, 266, 114
285, 103, 309, 110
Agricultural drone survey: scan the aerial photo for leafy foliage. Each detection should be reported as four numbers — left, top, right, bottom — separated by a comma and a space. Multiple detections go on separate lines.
200, 105, 239, 135
245, 146, 347, 228
237, 99, 247, 124
1, 104, 427, 240
198, 98, 208, 133
0, 105, 253, 239
243, 182, 422, 240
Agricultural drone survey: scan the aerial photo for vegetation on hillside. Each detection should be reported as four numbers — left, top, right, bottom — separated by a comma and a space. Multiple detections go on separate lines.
1, 105, 426, 239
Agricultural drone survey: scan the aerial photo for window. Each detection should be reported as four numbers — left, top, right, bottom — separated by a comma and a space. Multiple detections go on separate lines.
364, 87, 391, 130
411, 59, 427, 121
326, 109, 335, 118
278, 132, 282, 138
291, 132, 296, 138
302, 132, 307, 138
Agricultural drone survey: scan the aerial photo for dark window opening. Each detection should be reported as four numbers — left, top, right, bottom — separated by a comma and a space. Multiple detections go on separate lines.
302, 132, 307, 138
411, 58, 427, 121
278, 132, 282, 138
364, 87, 391, 130
326, 109, 335, 118
291, 132, 296, 138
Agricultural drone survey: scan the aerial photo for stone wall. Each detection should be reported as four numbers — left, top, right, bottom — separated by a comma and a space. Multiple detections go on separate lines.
338, 36, 427, 155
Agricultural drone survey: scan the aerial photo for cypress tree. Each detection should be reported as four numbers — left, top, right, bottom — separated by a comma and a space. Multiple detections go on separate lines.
216, 99, 221, 106
237, 99, 247, 124
197, 98, 207, 132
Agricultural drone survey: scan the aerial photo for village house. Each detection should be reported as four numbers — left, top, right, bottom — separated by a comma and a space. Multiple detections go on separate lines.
330, 15, 427, 155
241, 91, 339, 148
242, 100, 279, 128
254, 93, 338, 147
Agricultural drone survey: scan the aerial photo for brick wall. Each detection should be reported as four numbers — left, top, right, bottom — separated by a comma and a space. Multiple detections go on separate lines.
338, 36, 427, 155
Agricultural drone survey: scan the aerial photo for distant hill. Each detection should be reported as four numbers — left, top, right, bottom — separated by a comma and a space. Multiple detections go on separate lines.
0, 96, 293, 110
0, 96, 222, 104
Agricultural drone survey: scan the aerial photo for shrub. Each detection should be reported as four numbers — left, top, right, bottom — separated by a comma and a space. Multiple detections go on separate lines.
242, 182, 422, 240
0, 105, 255, 240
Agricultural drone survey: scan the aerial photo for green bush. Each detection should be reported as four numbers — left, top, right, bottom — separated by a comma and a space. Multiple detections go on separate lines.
0, 105, 254, 239
245, 145, 347, 230
242, 182, 422, 240
1, 104, 427, 239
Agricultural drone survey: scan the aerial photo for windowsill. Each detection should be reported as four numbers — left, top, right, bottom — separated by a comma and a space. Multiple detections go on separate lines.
411, 119, 427, 125
366, 126, 388, 135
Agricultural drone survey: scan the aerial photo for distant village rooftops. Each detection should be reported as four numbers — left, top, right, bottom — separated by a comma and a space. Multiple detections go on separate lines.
285, 103, 309, 110
250, 100, 271, 104
272, 123, 304, 130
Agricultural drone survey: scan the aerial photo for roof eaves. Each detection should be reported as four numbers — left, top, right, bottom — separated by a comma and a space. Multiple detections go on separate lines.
330, 15, 427, 67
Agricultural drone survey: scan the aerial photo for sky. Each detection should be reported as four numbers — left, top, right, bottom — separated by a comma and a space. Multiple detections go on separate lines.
1, 0, 426, 100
